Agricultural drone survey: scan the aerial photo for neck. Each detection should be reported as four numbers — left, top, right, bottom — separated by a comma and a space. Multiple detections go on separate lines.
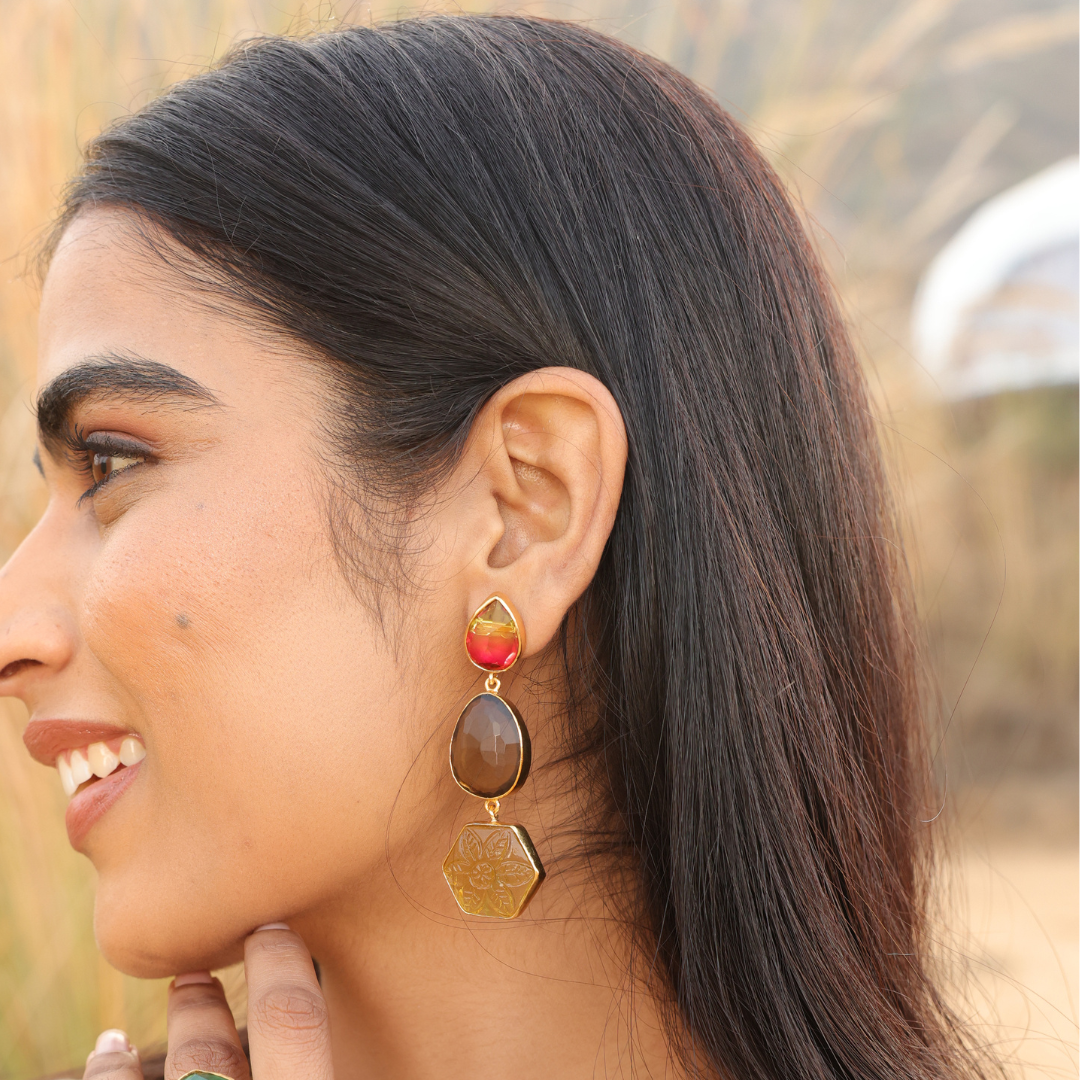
291, 769, 679, 1078
317, 912, 675, 1079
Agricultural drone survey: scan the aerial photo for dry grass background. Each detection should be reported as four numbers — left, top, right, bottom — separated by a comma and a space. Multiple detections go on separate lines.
0, 0, 1076, 1075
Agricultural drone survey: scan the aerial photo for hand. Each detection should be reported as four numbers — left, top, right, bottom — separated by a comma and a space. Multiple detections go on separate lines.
82, 925, 334, 1080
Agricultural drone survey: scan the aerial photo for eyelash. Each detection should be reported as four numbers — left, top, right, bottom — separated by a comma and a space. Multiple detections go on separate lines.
70, 428, 151, 505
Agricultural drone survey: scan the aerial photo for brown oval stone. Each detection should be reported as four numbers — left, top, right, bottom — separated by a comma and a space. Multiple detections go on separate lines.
450, 693, 530, 799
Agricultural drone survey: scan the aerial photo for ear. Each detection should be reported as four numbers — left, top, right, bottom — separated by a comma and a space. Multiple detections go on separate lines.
449, 367, 627, 657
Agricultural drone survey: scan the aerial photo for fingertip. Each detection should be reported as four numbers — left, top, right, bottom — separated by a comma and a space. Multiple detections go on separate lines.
174, 970, 216, 988
92, 1028, 136, 1056
252, 921, 291, 932
85, 1029, 140, 1074
244, 922, 320, 994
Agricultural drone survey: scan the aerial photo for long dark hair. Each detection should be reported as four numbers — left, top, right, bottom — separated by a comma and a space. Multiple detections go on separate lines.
48, 16, 987, 1078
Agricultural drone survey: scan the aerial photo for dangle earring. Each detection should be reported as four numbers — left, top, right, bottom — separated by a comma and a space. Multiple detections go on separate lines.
442, 596, 544, 919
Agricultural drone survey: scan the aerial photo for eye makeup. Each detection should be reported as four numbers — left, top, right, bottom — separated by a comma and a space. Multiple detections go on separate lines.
68, 429, 153, 504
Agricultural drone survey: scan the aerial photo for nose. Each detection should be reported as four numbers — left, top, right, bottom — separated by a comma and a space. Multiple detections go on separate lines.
0, 518, 78, 698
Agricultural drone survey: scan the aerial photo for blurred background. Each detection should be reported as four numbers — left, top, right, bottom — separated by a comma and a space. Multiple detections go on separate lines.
0, 0, 1075, 1075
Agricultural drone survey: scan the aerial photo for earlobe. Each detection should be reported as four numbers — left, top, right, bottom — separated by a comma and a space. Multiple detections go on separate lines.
462, 367, 627, 658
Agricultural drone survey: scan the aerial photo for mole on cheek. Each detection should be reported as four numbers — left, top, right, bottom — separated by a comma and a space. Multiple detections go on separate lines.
176, 613, 190, 629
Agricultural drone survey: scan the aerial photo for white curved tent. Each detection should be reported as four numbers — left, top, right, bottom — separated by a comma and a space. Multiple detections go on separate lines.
912, 157, 1079, 400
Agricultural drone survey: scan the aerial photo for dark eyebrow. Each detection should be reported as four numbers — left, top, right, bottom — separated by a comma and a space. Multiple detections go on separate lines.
36, 353, 219, 450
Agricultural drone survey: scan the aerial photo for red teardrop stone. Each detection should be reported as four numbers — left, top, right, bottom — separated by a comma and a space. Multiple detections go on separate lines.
465, 598, 520, 671
450, 692, 531, 799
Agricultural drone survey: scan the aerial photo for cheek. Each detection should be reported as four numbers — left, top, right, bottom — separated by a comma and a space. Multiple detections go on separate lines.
81, 493, 275, 717
79, 485, 412, 964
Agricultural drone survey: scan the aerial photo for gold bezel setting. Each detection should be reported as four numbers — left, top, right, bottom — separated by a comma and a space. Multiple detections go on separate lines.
442, 821, 544, 919
448, 691, 531, 799
445, 594, 543, 919
463, 594, 526, 673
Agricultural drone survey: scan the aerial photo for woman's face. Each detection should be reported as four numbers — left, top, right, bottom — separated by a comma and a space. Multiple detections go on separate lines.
0, 209, 625, 980
0, 211, 470, 976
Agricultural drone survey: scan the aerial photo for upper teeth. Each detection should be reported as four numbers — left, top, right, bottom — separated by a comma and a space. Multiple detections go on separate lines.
56, 737, 145, 797
89, 742, 120, 777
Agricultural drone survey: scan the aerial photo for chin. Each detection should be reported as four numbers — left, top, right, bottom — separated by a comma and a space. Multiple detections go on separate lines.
93, 875, 249, 978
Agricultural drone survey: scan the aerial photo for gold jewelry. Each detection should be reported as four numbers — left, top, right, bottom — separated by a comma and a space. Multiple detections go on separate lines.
442, 596, 544, 918
177, 1072, 237, 1080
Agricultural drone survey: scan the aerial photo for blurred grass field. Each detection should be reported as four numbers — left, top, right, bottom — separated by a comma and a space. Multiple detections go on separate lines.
0, 1, 1076, 1075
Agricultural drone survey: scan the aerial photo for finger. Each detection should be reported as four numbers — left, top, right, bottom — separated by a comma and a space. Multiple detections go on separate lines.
83, 1030, 142, 1080
164, 971, 251, 1080
245, 924, 334, 1080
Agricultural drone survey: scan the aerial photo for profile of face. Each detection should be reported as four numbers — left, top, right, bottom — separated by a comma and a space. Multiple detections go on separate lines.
0, 209, 626, 979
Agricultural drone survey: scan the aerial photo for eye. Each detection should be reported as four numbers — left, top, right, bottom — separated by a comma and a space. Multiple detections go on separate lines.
69, 431, 153, 505
90, 450, 143, 486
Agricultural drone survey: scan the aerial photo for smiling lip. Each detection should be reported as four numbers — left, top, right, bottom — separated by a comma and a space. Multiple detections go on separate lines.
23, 720, 134, 766
24, 720, 144, 850
65, 759, 142, 850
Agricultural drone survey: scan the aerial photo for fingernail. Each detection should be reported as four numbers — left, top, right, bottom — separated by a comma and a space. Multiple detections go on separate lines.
174, 970, 214, 987
94, 1028, 132, 1054
254, 921, 290, 931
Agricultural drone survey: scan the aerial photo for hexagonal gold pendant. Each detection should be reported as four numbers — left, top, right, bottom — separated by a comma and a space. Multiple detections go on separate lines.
443, 821, 544, 919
